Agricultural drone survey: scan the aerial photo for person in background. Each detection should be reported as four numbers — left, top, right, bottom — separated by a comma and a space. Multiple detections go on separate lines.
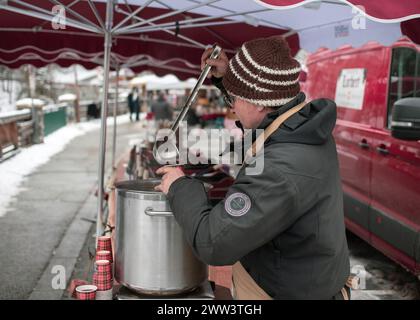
197, 89, 209, 105
87, 101, 99, 120
151, 91, 173, 121
186, 101, 201, 128
177, 88, 191, 112
133, 87, 141, 121
127, 87, 140, 122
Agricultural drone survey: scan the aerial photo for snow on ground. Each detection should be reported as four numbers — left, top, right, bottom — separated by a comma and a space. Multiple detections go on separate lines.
0, 114, 131, 217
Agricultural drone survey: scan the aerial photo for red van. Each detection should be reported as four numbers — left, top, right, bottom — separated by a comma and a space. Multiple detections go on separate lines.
305, 37, 420, 277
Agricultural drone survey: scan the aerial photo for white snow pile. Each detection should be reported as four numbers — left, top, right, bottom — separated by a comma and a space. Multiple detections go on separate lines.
0, 114, 130, 217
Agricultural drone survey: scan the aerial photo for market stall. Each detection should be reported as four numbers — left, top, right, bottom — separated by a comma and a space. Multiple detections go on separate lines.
0, 0, 419, 300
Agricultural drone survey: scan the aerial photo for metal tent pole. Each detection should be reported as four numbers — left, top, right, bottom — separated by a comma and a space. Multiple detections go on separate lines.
96, 0, 114, 244
124, 20, 242, 34
112, 0, 156, 32
1, 0, 101, 33
115, 7, 273, 34
87, 0, 106, 30
48, 0, 102, 31
114, 7, 207, 51
111, 65, 119, 170
115, 0, 220, 34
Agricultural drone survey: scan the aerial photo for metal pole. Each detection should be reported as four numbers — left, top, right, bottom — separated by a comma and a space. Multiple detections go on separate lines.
115, 0, 221, 34
73, 65, 81, 123
96, 0, 114, 243
87, 0, 106, 30
184, 0, 286, 29
118, 7, 272, 33
48, 0, 102, 31
112, 66, 119, 170
122, 20, 242, 35
2, 0, 100, 33
114, 7, 207, 50
112, 0, 156, 33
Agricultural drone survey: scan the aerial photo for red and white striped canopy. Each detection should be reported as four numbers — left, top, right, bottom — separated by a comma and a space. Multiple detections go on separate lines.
0, 0, 418, 78
257, 0, 420, 21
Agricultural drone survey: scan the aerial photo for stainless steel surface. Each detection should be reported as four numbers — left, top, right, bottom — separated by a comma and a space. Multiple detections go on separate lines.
153, 45, 221, 164
116, 280, 215, 300
114, 179, 208, 295
144, 207, 173, 217
111, 66, 119, 170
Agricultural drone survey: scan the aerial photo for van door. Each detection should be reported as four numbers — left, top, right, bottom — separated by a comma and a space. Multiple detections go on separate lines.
369, 47, 420, 274
333, 49, 387, 242
306, 49, 383, 242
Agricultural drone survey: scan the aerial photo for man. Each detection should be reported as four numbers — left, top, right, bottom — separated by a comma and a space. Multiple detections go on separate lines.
151, 91, 173, 121
133, 87, 142, 121
155, 36, 350, 300
127, 87, 140, 122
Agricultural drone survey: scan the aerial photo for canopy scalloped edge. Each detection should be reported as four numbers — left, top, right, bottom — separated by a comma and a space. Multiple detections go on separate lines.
254, 0, 420, 23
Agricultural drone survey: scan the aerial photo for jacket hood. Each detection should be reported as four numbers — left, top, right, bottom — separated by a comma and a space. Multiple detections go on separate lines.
236, 92, 337, 145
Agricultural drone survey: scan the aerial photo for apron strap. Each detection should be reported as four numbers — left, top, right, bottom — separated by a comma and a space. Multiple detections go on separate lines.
231, 262, 273, 300
233, 101, 308, 299
243, 101, 307, 165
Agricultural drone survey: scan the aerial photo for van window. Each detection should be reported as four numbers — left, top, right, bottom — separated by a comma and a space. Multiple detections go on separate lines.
387, 47, 419, 127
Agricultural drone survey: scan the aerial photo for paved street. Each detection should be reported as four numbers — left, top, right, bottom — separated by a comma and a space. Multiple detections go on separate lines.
347, 232, 419, 300
0, 119, 143, 299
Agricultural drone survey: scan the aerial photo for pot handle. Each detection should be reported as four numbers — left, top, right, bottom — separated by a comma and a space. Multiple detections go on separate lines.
145, 207, 173, 217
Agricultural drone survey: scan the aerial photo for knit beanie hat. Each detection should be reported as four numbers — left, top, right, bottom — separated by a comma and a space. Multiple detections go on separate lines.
222, 36, 301, 107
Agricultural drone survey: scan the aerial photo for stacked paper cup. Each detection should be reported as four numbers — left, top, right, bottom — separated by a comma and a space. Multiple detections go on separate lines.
93, 260, 113, 300
96, 250, 113, 263
76, 285, 97, 300
97, 236, 113, 256
94, 236, 114, 300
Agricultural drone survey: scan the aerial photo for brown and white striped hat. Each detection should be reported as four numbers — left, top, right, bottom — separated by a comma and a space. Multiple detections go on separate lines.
222, 36, 301, 107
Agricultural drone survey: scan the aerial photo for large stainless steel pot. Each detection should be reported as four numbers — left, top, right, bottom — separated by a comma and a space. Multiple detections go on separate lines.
114, 179, 208, 295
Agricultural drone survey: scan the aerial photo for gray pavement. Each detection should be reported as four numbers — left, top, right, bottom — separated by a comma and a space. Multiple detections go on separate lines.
0, 119, 143, 299
62, 223, 97, 300
347, 232, 420, 300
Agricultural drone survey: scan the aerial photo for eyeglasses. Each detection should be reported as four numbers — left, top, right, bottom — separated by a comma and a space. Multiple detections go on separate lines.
222, 92, 234, 109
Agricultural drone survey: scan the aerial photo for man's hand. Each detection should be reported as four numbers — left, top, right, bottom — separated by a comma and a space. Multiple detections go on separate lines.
154, 166, 185, 195
201, 46, 229, 79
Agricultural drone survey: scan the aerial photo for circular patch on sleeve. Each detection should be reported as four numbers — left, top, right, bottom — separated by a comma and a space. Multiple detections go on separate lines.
224, 192, 251, 217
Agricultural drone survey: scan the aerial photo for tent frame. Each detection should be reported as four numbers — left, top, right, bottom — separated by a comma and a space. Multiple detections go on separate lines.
0, 0, 289, 244
1, 0, 417, 244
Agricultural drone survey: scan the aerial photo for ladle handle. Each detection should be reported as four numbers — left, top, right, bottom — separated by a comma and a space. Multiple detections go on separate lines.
153, 44, 221, 164
169, 44, 221, 134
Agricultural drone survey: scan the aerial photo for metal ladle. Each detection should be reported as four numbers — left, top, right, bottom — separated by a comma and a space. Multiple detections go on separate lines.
153, 45, 222, 165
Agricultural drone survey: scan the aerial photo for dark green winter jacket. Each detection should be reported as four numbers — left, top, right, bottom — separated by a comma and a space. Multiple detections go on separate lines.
167, 91, 350, 300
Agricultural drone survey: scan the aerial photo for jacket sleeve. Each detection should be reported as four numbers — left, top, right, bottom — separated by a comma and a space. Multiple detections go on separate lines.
166, 165, 299, 266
